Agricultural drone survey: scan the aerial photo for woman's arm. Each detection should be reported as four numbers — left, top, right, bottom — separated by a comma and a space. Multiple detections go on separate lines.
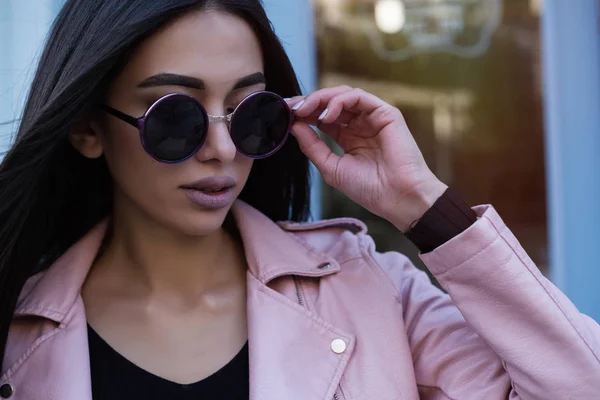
371, 204, 600, 399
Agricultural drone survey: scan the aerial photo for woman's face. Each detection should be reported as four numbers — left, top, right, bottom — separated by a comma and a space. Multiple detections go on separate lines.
93, 10, 265, 235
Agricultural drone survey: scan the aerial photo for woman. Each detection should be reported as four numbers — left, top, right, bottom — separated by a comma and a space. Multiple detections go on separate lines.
0, 0, 598, 399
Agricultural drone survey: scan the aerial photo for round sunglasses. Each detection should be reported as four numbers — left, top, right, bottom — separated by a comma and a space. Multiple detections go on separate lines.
102, 91, 293, 163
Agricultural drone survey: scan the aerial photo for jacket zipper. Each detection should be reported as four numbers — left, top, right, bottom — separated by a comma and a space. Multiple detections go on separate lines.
334, 392, 340, 400
293, 276, 304, 307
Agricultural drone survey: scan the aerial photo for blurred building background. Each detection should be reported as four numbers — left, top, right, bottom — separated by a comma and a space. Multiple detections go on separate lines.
1, 0, 599, 320
315, 0, 547, 286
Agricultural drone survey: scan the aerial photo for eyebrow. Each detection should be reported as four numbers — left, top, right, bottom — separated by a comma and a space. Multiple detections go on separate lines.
137, 72, 266, 90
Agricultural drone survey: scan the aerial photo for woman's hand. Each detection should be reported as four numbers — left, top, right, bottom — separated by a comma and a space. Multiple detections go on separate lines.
287, 86, 447, 232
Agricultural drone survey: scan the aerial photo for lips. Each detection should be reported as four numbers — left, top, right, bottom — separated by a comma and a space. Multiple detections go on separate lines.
180, 176, 237, 209
180, 176, 236, 192
197, 187, 227, 193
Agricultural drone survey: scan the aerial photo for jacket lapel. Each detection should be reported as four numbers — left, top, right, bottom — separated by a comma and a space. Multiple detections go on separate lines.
5, 300, 93, 400
246, 273, 355, 400
232, 202, 356, 399
4, 221, 107, 400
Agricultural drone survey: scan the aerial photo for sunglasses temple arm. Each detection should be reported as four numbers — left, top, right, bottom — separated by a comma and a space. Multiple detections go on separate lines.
101, 105, 140, 129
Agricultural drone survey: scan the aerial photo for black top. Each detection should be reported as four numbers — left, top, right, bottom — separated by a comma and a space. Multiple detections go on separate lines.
87, 324, 249, 400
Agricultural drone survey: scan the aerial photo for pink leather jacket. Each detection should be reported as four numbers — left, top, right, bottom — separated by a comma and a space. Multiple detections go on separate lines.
2, 201, 600, 399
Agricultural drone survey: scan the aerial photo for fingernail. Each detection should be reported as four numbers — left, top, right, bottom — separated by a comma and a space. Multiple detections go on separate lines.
292, 100, 305, 111
318, 109, 329, 121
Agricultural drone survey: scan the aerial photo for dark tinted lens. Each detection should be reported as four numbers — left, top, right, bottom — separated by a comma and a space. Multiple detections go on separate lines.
230, 93, 290, 157
143, 95, 207, 162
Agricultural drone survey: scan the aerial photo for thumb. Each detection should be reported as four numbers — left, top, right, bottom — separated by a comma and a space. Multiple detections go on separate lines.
291, 121, 339, 182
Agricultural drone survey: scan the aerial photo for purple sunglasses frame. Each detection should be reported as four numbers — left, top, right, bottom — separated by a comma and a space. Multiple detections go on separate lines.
102, 90, 293, 163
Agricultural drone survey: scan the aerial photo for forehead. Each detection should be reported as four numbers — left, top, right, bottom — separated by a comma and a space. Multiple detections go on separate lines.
122, 10, 264, 87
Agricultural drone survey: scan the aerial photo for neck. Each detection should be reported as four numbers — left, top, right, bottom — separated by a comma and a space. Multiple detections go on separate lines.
93, 195, 246, 306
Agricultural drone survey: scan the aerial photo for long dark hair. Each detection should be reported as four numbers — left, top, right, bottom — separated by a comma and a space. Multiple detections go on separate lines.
0, 0, 310, 365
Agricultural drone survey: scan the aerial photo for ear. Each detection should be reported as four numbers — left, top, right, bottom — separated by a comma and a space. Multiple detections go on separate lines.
69, 116, 104, 159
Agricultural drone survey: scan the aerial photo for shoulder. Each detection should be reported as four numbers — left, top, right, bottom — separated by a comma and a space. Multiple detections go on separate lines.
277, 217, 416, 294
277, 217, 368, 260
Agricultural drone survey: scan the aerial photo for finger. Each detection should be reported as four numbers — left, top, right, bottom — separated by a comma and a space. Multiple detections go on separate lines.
295, 117, 342, 142
290, 121, 339, 180
285, 95, 305, 110
314, 120, 342, 143
290, 85, 355, 118
295, 108, 356, 126
323, 88, 389, 117
293, 118, 345, 143
321, 89, 401, 132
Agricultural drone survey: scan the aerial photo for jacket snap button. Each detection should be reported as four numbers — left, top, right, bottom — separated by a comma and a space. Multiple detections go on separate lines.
331, 339, 346, 354
0, 383, 14, 398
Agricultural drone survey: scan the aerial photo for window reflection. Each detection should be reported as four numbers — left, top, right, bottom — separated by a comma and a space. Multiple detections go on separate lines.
315, 0, 548, 278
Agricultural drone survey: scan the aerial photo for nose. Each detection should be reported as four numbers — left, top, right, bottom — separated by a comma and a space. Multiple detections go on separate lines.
194, 109, 237, 163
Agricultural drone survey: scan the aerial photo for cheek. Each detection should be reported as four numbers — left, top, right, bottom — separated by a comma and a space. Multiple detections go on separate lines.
103, 123, 147, 179
101, 123, 175, 205
233, 155, 253, 190
103, 123, 144, 165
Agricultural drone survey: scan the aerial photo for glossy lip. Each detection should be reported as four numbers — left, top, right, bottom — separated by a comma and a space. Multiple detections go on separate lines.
180, 176, 237, 210
182, 187, 235, 209
180, 176, 236, 191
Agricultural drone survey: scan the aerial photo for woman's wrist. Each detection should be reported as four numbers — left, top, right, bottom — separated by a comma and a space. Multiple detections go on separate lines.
404, 186, 478, 253
389, 178, 448, 232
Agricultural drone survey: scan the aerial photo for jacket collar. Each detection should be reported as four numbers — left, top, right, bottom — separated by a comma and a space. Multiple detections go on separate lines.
231, 200, 340, 283
14, 200, 340, 322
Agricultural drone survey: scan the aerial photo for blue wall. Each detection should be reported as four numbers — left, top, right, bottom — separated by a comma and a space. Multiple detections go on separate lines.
0, 0, 61, 155
542, 0, 600, 320
263, 0, 321, 220
262, 0, 317, 94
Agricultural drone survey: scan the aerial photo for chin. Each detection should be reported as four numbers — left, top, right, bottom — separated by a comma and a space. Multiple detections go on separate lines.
170, 206, 232, 237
